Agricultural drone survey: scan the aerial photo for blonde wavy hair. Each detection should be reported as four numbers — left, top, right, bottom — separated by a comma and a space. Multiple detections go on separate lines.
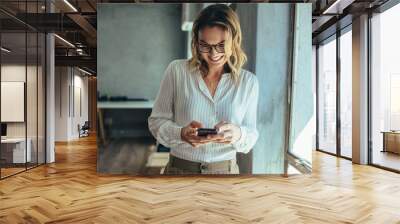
188, 4, 247, 83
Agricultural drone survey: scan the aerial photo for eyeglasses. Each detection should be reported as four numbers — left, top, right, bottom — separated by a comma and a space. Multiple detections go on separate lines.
198, 41, 225, 53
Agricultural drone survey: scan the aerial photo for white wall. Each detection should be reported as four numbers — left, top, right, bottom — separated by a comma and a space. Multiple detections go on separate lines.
72, 73, 89, 138
1, 65, 39, 137
55, 67, 89, 141
1, 63, 46, 164
1, 65, 26, 136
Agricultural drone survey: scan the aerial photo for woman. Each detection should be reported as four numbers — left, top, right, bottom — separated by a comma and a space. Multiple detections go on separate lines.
148, 4, 259, 174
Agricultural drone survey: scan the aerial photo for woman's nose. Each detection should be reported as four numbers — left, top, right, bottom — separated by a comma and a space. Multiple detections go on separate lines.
210, 47, 218, 55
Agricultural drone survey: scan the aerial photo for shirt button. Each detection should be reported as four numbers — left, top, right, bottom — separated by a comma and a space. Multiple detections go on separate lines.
200, 164, 207, 170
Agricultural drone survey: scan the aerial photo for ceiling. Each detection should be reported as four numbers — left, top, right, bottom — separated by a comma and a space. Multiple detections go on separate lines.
0, 0, 395, 74
1, 0, 98, 74
311, 0, 391, 44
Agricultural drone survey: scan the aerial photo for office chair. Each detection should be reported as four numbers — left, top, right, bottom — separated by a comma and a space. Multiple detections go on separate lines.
79, 121, 90, 138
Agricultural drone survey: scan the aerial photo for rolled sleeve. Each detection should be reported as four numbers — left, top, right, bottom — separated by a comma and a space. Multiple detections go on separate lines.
231, 75, 259, 153
148, 61, 186, 148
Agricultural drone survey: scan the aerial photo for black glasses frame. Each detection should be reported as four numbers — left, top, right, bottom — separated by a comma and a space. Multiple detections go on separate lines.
198, 41, 225, 53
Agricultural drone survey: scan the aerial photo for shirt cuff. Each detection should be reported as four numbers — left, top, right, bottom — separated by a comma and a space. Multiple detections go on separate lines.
171, 125, 183, 142
158, 123, 183, 145
231, 126, 247, 150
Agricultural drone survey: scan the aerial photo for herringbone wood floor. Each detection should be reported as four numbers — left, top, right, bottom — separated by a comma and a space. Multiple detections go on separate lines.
1, 136, 400, 224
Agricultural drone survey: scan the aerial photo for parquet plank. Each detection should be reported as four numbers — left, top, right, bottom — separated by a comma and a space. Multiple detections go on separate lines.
0, 135, 399, 223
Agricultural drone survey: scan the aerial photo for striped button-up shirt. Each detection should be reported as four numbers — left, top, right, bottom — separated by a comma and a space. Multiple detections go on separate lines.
148, 59, 259, 163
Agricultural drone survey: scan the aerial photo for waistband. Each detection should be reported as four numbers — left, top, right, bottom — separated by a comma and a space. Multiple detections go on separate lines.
169, 154, 236, 173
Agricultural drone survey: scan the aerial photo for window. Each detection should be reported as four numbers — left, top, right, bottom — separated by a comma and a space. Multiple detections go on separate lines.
339, 29, 352, 158
317, 36, 337, 155
370, 3, 400, 171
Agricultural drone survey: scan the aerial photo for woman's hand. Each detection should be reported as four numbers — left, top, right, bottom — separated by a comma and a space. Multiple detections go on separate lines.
207, 121, 241, 144
181, 121, 212, 147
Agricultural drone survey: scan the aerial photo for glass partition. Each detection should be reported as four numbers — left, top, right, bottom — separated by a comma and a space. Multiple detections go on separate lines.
1, 30, 28, 177
0, 1, 46, 179
38, 32, 46, 165
27, 31, 38, 169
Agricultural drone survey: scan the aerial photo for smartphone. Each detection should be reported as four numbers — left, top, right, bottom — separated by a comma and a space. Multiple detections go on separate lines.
197, 128, 218, 136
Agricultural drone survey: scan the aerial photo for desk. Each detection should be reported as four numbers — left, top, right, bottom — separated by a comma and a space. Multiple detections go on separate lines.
382, 131, 400, 154
97, 100, 154, 144
1, 138, 31, 163
97, 100, 154, 109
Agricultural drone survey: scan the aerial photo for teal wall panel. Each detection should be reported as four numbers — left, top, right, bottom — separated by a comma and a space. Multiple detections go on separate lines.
252, 4, 291, 174
98, 4, 185, 100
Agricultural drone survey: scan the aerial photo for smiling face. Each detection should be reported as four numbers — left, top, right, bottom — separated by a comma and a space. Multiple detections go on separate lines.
198, 26, 230, 71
